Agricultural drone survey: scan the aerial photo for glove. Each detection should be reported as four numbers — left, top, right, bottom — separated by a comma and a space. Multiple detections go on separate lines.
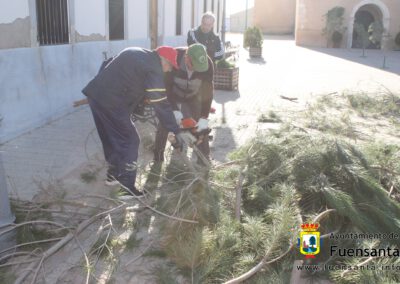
173, 111, 183, 125
169, 133, 184, 151
196, 118, 209, 132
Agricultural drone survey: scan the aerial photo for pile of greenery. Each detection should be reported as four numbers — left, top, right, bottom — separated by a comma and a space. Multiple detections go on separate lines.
323, 6, 346, 47
153, 125, 400, 283
149, 89, 400, 283
215, 58, 236, 69
300, 90, 400, 140
243, 27, 263, 48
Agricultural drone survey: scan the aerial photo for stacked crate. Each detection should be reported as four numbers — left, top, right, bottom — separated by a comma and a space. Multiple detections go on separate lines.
214, 67, 239, 90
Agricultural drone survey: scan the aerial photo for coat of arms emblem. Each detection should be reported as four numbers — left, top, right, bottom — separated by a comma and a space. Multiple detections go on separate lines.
298, 223, 320, 259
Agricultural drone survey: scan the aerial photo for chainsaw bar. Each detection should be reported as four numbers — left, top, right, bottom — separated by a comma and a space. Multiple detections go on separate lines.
179, 132, 211, 168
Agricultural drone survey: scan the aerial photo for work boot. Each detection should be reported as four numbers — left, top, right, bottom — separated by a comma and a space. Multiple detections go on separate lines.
116, 186, 145, 200
105, 167, 119, 186
105, 172, 119, 186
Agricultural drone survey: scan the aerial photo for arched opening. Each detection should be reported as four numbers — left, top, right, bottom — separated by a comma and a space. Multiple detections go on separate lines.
347, 0, 390, 49
352, 4, 382, 49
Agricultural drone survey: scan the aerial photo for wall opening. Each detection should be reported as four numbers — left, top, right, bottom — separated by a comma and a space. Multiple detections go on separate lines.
36, 0, 69, 45
347, 0, 390, 49
109, 0, 124, 40
352, 4, 383, 49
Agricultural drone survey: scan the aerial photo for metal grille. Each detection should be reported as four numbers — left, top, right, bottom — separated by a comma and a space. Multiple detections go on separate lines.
36, 0, 69, 45
109, 0, 124, 40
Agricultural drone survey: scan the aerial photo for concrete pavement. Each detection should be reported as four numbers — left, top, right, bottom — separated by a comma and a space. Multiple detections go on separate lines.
1, 34, 399, 201
0, 107, 101, 200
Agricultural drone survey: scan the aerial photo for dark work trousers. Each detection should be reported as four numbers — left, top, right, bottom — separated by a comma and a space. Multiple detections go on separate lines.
154, 95, 210, 162
88, 97, 140, 190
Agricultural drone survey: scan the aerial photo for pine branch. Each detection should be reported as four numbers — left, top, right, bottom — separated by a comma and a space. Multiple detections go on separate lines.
224, 242, 294, 284
235, 169, 245, 221
341, 256, 379, 277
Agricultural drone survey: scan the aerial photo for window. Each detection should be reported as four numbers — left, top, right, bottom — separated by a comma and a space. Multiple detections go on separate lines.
176, 0, 182, 35
203, 0, 207, 13
109, 0, 124, 40
36, 0, 69, 45
211, 0, 214, 13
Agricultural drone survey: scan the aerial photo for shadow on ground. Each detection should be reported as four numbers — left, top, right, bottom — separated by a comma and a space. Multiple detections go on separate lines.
306, 46, 400, 75
247, 57, 267, 65
213, 90, 240, 104
211, 126, 236, 162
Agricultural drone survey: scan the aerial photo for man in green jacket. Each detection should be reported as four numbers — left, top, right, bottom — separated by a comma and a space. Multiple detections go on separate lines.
153, 44, 213, 164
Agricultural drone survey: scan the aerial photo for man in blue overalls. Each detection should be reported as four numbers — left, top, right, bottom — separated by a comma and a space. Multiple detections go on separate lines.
82, 46, 183, 199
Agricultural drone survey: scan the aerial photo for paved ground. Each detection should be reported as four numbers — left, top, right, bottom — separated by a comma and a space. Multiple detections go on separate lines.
1, 34, 399, 201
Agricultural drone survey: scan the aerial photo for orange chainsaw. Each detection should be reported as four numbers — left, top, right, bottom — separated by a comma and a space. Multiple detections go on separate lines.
180, 118, 212, 145
168, 118, 211, 168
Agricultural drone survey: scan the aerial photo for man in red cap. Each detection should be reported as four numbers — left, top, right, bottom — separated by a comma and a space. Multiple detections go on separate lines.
153, 44, 214, 165
82, 46, 183, 199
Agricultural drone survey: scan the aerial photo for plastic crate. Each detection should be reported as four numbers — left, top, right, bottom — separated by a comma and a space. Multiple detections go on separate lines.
249, 47, 262, 58
214, 67, 239, 90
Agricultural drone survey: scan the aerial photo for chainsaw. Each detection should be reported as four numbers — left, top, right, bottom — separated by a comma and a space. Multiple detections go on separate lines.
179, 118, 212, 145
168, 117, 212, 168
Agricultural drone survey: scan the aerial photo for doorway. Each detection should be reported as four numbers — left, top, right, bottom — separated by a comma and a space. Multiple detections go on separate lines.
347, 0, 390, 49
352, 5, 382, 49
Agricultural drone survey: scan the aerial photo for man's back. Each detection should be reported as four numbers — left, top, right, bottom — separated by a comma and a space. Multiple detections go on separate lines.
82, 47, 162, 109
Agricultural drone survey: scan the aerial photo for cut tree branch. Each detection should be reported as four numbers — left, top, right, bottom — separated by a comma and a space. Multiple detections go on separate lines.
14, 204, 126, 284
0, 220, 68, 237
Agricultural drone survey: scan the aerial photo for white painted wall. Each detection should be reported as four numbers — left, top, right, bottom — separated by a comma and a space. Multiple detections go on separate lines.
182, 0, 192, 35
158, 0, 165, 38
0, 38, 149, 143
75, 0, 107, 36
164, 0, 176, 36
0, 0, 29, 24
0, 0, 218, 142
194, 0, 202, 27
162, 0, 189, 46
127, 0, 149, 39
206, 0, 211, 12
217, 0, 222, 33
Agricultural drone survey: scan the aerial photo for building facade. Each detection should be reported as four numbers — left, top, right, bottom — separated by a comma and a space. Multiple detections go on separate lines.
295, 0, 400, 49
254, 0, 296, 34
230, 8, 254, 33
252, 0, 400, 49
0, 0, 224, 143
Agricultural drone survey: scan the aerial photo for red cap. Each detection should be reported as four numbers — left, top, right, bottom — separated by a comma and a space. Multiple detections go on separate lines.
156, 46, 179, 69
